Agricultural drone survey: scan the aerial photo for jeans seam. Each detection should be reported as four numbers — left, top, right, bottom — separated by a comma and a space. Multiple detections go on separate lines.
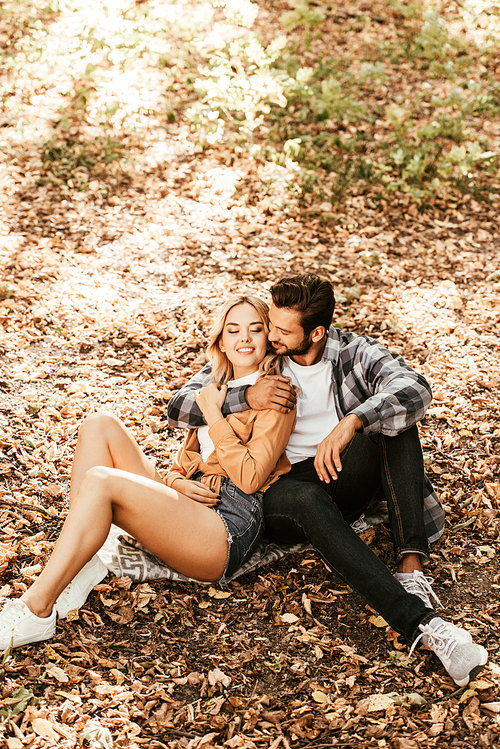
380, 434, 405, 556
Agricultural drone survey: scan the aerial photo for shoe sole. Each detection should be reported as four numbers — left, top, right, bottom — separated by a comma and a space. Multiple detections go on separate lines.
10, 629, 56, 649
56, 559, 108, 619
1, 625, 56, 651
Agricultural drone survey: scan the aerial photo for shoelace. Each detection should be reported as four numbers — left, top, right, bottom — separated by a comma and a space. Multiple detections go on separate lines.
409, 620, 455, 658
403, 572, 443, 608
0, 599, 26, 629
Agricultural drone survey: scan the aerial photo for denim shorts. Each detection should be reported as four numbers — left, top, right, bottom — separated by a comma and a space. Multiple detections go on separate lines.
193, 473, 264, 584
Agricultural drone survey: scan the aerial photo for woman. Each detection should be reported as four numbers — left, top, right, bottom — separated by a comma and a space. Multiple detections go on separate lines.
0, 296, 296, 650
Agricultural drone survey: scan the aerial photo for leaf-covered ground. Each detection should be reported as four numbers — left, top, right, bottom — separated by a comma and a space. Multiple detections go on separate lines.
1, 2, 500, 748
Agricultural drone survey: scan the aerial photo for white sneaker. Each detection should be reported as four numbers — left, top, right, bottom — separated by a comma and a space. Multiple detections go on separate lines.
394, 570, 442, 609
0, 599, 56, 650
55, 555, 108, 619
411, 617, 488, 686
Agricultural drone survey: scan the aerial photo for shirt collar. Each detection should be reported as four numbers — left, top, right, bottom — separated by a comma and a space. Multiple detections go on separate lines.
321, 325, 341, 365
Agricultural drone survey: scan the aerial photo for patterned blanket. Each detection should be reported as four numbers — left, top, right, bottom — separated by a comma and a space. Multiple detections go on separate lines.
97, 507, 390, 585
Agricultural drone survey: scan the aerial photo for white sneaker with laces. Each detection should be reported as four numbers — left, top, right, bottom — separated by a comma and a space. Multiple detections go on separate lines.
410, 617, 488, 686
394, 570, 442, 609
56, 554, 108, 619
0, 599, 56, 650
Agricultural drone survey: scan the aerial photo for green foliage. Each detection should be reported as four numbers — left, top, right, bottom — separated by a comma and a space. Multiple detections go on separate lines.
280, 0, 327, 31
1, 0, 498, 207
178, 0, 499, 207
0, 284, 12, 301
412, 8, 467, 73
387, 0, 420, 20
35, 135, 128, 189
0, 686, 38, 732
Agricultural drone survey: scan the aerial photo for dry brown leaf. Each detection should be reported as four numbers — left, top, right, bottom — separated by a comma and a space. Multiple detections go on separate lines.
208, 668, 231, 688
46, 664, 70, 683
311, 690, 328, 704
280, 613, 299, 624
31, 718, 61, 740
367, 693, 394, 711
208, 587, 231, 599
369, 615, 388, 628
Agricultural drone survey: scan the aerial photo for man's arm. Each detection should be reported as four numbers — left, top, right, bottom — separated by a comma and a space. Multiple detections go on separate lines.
166, 364, 249, 428
349, 342, 432, 436
315, 329, 433, 482
314, 413, 363, 483
167, 366, 296, 429
333, 330, 433, 436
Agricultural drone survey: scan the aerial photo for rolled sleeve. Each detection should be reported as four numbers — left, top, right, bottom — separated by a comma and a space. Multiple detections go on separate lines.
167, 364, 250, 428
337, 333, 432, 436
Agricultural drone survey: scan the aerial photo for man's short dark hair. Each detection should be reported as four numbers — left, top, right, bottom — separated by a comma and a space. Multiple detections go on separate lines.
271, 274, 335, 336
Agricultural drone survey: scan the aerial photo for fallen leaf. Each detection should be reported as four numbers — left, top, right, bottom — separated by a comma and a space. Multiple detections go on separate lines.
208, 668, 231, 687
280, 613, 299, 624
482, 702, 500, 712
46, 664, 70, 683
208, 587, 231, 599
312, 690, 328, 704
368, 693, 395, 711
369, 615, 388, 628
79, 720, 113, 749
31, 718, 60, 740
7, 739, 23, 749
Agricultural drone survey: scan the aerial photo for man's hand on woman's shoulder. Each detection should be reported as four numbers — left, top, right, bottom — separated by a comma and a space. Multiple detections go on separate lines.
245, 375, 296, 413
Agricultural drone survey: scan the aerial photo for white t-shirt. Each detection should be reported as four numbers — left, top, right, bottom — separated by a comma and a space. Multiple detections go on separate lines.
282, 356, 338, 464
197, 370, 260, 462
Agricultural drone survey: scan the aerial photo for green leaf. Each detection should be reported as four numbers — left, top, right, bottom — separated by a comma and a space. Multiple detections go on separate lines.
9, 687, 35, 717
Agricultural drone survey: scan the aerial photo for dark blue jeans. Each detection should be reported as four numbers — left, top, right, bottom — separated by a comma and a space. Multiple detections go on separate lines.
263, 426, 435, 643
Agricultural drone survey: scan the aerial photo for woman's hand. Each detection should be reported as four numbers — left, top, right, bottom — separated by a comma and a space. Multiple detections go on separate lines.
172, 478, 220, 506
195, 383, 227, 427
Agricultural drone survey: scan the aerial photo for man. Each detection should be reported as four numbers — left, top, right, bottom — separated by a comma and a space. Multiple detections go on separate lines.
167, 274, 487, 686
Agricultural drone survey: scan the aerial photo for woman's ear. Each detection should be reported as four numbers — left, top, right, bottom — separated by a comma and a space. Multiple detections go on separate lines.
219, 339, 225, 353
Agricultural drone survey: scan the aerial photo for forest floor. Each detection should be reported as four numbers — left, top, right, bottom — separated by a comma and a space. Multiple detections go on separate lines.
1, 125, 499, 749
1, 1, 500, 748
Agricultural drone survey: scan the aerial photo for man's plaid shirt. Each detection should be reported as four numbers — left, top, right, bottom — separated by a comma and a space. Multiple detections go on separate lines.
167, 325, 444, 543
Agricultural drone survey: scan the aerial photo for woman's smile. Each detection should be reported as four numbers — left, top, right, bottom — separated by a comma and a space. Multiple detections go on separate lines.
219, 303, 268, 379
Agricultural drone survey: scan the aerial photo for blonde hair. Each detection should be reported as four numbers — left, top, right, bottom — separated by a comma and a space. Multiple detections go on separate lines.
206, 295, 280, 385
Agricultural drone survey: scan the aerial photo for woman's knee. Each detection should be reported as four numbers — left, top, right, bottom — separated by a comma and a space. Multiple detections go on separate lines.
77, 465, 115, 497
78, 411, 122, 441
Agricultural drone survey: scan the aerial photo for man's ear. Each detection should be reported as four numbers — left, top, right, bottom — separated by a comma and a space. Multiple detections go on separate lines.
310, 325, 326, 343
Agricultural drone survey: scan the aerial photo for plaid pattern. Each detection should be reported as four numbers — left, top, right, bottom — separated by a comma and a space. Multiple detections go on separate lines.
167, 326, 444, 543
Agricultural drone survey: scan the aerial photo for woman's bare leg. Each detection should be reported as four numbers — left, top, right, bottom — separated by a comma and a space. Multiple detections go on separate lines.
70, 411, 164, 502
22, 467, 228, 618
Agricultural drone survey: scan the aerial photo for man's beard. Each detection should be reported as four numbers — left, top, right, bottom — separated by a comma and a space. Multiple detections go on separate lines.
272, 334, 313, 357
